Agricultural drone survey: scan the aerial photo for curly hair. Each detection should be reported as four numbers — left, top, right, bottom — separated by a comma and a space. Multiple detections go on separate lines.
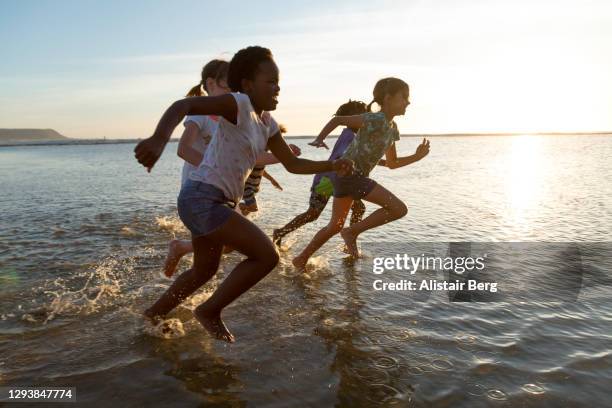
335, 99, 367, 116
227, 46, 274, 92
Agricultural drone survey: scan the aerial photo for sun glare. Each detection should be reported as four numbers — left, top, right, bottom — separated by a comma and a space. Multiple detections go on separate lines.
506, 135, 547, 224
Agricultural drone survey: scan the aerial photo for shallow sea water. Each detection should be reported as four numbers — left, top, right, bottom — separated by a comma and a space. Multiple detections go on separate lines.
1, 135, 611, 406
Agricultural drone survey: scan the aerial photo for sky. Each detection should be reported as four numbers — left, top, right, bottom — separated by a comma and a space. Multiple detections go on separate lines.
1, 0, 611, 138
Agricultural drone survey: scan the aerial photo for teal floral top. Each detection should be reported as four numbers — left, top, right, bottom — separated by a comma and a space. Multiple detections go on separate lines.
341, 112, 400, 176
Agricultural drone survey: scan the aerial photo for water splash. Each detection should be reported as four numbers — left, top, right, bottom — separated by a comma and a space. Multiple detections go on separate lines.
120, 226, 141, 237
143, 318, 186, 339
155, 215, 186, 235
28, 256, 130, 323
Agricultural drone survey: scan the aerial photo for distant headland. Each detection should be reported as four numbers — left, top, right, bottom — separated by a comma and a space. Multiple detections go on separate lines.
0, 128, 69, 143
0, 129, 144, 147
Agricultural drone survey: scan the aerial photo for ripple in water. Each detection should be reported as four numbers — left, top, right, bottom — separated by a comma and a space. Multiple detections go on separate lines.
522, 383, 546, 394
373, 356, 398, 370
466, 383, 487, 396
487, 389, 508, 401
473, 351, 500, 363
350, 367, 389, 384
386, 329, 417, 342
406, 366, 424, 376
365, 384, 404, 404
431, 359, 453, 371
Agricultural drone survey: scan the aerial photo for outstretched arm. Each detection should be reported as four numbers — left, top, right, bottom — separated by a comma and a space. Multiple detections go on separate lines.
384, 138, 431, 169
134, 94, 237, 172
309, 114, 365, 149
267, 132, 353, 175
255, 144, 301, 165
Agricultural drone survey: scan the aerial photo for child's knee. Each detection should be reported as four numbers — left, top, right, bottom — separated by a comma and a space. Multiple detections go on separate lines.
327, 220, 344, 234
257, 246, 279, 270
308, 209, 322, 220
395, 202, 408, 218
263, 248, 280, 269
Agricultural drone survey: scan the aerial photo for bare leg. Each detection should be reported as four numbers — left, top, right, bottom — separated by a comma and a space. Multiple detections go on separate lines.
193, 212, 280, 342
340, 185, 407, 257
292, 197, 352, 269
349, 200, 366, 226
239, 201, 258, 215
145, 237, 222, 319
163, 239, 193, 277
273, 207, 322, 245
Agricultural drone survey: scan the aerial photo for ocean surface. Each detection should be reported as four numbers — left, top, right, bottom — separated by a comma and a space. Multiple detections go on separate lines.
1, 135, 611, 406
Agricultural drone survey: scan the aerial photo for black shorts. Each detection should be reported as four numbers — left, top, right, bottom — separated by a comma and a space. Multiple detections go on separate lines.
331, 174, 377, 200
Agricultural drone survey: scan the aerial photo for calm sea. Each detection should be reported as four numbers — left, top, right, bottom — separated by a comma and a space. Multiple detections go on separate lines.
1, 135, 611, 406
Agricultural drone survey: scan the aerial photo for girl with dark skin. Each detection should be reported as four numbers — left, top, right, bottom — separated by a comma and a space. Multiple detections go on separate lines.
134, 46, 353, 342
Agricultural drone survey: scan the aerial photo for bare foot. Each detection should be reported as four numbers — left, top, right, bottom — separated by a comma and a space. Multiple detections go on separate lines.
143, 309, 163, 325
239, 202, 258, 216
340, 228, 360, 258
164, 240, 191, 277
194, 307, 235, 343
272, 229, 282, 246
292, 255, 308, 271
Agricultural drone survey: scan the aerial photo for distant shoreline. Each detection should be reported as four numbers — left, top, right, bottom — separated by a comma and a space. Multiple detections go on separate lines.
1, 132, 611, 147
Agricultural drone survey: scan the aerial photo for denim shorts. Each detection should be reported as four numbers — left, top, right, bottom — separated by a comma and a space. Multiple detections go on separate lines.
177, 180, 237, 238
331, 173, 377, 200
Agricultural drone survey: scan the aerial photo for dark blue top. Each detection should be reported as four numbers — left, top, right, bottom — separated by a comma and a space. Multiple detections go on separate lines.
311, 128, 356, 190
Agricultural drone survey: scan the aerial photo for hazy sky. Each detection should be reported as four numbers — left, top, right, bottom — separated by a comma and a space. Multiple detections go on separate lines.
1, 0, 611, 138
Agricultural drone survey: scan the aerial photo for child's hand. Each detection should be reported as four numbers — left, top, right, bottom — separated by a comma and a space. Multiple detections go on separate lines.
288, 144, 302, 156
134, 136, 166, 172
415, 138, 431, 160
332, 158, 354, 177
309, 138, 329, 150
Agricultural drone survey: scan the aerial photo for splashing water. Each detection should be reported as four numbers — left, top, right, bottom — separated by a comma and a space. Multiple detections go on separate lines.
155, 215, 186, 235
28, 256, 129, 323
143, 318, 186, 339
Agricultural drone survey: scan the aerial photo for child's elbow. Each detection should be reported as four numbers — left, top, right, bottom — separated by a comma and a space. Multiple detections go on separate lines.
387, 161, 399, 169
284, 157, 300, 173
177, 145, 186, 159
171, 99, 189, 116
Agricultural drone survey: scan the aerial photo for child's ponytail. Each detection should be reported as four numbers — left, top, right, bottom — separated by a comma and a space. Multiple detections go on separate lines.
185, 59, 229, 97
369, 77, 409, 110
366, 99, 376, 112
186, 82, 204, 97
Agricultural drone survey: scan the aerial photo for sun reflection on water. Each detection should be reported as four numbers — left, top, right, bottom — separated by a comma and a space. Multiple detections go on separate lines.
506, 135, 548, 228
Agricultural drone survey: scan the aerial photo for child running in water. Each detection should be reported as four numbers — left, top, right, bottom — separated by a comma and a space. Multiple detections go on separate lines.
135, 46, 353, 342
292, 77, 431, 269
164, 66, 297, 277
272, 100, 372, 246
